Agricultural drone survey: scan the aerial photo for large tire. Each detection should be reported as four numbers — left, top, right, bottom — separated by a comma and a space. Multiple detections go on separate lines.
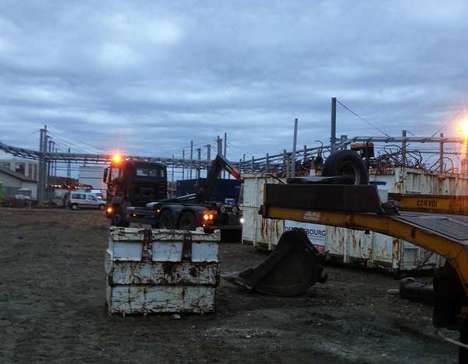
159, 209, 175, 229
322, 150, 369, 185
178, 211, 197, 231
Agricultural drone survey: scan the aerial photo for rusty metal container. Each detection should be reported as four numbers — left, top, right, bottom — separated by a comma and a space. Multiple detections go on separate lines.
105, 227, 220, 315
240, 169, 468, 272
325, 168, 467, 270
240, 175, 285, 250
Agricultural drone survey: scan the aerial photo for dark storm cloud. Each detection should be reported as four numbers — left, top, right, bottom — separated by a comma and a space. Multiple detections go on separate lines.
1, 0, 468, 160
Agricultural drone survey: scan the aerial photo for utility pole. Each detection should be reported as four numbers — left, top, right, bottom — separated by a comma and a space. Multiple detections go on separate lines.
291, 118, 298, 177
189, 140, 193, 180
303, 145, 307, 162
205, 144, 211, 178
401, 129, 407, 167
196, 148, 201, 179
47, 139, 53, 178
53, 145, 57, 177
223, 132, 227, 179
38, 127, 44, 202
439, 133, 444, 175
182, 149, 185, 180
266, 153, 270, 173
67, 148, 71, 181
172, 154, 175, 182
38, 125, 48, 203
44, 136, 53, 189
283, 149, 288, 177
331, 97, 337, 153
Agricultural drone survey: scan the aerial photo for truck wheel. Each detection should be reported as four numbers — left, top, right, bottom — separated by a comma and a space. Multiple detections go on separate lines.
99, 205, 105, 211
159, 210, 175, 229
322, 150, 369, 185
178, 211, 197, 231
70, 204, 78, 210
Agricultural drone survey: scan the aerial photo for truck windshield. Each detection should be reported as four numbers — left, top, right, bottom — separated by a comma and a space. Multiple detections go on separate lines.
136, 168, 164, 178
111, 167, 121, 180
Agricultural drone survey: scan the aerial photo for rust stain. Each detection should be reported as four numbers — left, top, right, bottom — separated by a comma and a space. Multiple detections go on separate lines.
392, 239, 400, 263
189, 267, 198, 277
162, 262, 177, 276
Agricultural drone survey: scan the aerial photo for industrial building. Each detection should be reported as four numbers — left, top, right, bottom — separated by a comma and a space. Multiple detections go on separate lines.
0, 164, 37, 199
0, 158, 38, 181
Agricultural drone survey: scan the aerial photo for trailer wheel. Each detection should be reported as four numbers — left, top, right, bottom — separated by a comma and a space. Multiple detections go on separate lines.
159, 209, 175, 229
322, 150, 369, 185
178, 211, 197, 231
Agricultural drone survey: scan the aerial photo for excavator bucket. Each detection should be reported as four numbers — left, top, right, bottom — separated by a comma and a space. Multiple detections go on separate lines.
223, 229, 327, 296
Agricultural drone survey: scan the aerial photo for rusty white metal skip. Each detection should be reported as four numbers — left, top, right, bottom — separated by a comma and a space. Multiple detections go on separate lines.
105, 227, 220, 315
241, 168, 468, 272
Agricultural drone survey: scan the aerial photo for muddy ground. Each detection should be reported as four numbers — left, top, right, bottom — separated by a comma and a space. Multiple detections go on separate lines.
0, 208, 457, 363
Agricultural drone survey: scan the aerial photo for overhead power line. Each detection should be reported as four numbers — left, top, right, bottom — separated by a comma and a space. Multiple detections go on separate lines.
336, 99, 391, 137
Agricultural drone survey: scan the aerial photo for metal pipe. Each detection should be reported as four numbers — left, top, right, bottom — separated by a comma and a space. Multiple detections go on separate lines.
182, 149, 185, 180
223, 133, 227, 178
402, 130, 407, 166
331, 97, 337, 153
172, 154, 175, 182
206, 144, 211, 178
439, 133, 444, 174
196, 148, 201, 179
53, 146, 57, 176
37, 126, 46, 202
67, 148, 71, 179
291, 118, 298, 177
189, 140, 193, 180
283, 149, 288, 177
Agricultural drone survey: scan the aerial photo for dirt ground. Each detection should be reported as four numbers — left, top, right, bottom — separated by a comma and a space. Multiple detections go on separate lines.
0, 208, 457, 363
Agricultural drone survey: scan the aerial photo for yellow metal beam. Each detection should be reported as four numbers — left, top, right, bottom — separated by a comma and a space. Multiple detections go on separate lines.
389, 193, 468, 215
264, 206, 468, 294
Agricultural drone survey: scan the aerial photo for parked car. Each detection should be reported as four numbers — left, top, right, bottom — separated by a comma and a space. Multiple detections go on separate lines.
67, 192, 106, 210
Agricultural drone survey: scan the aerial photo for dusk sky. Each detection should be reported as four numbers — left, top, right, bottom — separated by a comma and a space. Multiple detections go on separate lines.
1, 0, 467, 161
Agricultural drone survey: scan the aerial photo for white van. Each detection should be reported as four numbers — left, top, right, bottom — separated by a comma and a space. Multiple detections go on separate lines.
67, 192, 105, 210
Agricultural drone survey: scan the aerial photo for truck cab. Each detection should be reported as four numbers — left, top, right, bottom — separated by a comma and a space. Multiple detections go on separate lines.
103, 155, 167, 225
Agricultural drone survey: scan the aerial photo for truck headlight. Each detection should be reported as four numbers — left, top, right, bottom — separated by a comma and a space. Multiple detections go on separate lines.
240, 217, 244, 224
202, 210, 217, 222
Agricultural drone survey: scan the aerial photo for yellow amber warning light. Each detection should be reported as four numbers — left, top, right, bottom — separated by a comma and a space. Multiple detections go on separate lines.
459, 119, 468, 138
111, 153, 123, 164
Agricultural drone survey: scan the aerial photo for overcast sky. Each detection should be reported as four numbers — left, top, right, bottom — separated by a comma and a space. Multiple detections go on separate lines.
0, 0, 467, 161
